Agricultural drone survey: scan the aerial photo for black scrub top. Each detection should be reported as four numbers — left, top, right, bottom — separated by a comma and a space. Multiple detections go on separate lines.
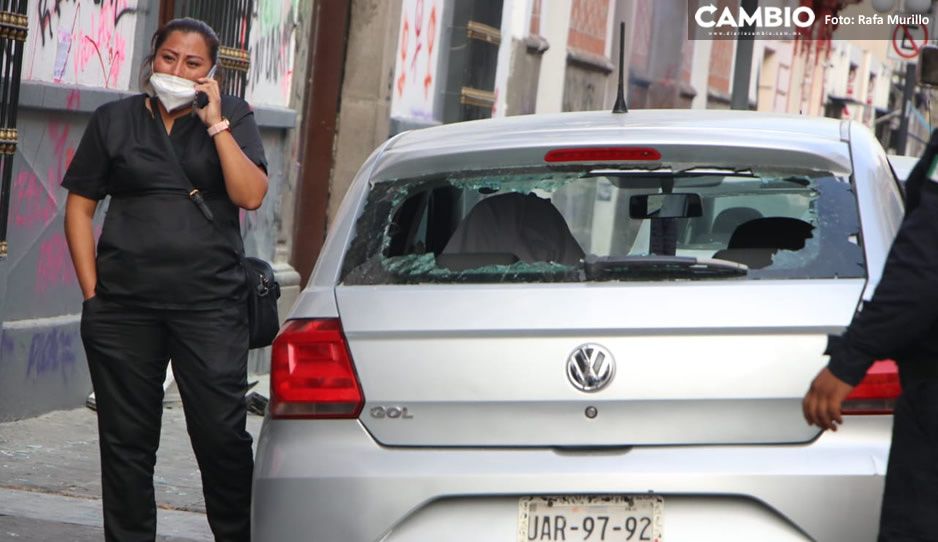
62, 93, 268, 310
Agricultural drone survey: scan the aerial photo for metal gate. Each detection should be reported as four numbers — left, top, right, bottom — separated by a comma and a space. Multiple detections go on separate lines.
0, 0, 28, 259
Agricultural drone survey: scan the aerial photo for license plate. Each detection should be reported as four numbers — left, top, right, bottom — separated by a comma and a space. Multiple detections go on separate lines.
517, 495, 663, 542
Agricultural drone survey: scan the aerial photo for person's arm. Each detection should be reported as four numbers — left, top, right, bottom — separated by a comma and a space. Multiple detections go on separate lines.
804, 181, 938, 431
212, 128, 268, 209
64, 193, 98, 300
194, 77, 268, 210
61, 105, 109, 300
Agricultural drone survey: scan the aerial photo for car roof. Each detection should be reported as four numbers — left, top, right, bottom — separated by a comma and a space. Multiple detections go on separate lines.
373, 110, 852, 181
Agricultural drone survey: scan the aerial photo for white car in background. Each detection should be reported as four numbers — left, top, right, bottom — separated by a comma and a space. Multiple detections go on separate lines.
253, 109, 904, 541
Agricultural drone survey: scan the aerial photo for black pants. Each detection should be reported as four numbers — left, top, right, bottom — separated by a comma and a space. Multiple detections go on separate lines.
80, 295, 253, 542
879, 378, 938, 541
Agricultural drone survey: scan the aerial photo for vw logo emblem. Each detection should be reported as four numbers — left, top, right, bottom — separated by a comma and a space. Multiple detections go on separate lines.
566, 344, 615, 392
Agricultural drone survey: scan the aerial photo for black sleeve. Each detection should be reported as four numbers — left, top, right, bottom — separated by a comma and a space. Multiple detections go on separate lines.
61, 107, 110, 200
827, 181, 938, 385
226, 97, 268, 174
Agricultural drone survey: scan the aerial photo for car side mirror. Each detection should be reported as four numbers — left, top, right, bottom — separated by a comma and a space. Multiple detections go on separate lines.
918, 45, 938, 87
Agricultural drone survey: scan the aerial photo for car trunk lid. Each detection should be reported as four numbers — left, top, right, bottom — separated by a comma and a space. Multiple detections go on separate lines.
337, 279, 863, 447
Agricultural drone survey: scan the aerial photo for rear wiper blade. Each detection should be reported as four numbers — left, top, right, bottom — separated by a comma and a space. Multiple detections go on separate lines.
586, 167, 672, 177
676, 167, 758, 177
583, 255, 748, 280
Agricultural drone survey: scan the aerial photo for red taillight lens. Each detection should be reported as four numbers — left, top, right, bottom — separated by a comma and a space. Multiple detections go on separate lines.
544, 147, 662, 163
843, 360, 901, 415
270, 319, 364, 419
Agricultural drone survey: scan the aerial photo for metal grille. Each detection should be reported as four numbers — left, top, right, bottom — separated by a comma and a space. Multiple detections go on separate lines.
173, 0, 254, 98
0, 0, 27, 258
444, 0, 503, 123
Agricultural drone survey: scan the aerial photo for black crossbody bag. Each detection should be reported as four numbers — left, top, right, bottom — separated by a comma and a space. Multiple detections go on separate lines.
151, 97, 281, 349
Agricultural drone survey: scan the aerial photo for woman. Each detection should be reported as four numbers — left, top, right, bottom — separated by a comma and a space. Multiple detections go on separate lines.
62, 18, 267, 542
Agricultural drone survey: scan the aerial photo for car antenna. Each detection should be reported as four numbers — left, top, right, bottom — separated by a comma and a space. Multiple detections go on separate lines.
612, 21, 628, 114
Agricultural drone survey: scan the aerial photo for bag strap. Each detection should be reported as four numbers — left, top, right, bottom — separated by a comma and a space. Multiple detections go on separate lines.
148, 95, 244, 262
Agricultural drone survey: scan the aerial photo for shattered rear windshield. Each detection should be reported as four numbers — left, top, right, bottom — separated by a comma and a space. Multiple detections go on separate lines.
340, 167, 866, 284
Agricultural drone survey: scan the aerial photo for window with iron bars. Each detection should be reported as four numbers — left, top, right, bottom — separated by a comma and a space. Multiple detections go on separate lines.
161, 0, 253, 98
0, 0, 28, 259
443, 0, 503, 123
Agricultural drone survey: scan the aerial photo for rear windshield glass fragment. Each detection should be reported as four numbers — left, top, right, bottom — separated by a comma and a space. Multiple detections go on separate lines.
341, 168, 866, 284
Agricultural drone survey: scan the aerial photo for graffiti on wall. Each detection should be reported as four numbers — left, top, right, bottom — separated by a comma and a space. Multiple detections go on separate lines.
6, 89, 83, 297
27, 0, 138, 89
391, 0, 441, 123
246, 0, 297, 107
1, 332, 13, 364
25, 327, 78, 379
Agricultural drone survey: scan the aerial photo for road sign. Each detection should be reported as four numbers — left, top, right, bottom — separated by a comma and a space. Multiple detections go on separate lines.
891, 23, 929, 60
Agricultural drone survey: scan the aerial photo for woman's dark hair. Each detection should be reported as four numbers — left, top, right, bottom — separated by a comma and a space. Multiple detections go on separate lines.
139, 17, 220, 91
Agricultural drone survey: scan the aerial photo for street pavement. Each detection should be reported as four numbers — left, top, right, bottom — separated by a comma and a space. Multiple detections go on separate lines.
0, 375, 268, 541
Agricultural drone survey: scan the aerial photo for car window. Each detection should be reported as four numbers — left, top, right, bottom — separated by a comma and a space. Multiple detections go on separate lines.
341, 167, 866, 284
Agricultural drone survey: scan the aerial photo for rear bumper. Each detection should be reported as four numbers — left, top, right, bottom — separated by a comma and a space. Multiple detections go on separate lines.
252, 416, 891, 542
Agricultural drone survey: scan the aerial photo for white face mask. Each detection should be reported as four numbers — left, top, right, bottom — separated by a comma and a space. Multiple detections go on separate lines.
149, 72, 196, 112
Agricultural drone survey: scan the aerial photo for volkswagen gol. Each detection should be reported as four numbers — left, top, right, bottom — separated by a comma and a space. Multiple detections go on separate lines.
253, 109, 904, 542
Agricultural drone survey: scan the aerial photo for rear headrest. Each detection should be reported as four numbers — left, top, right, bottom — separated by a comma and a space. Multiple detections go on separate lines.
443, 192, 584, 265
712, 207, 764, 236
728, 217, 814, 250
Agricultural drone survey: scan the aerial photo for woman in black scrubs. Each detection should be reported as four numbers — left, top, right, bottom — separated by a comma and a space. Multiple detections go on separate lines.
62, 18, 267, 542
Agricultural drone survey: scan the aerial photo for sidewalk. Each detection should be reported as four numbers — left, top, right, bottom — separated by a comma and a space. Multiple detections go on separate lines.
0, 374, 269, 540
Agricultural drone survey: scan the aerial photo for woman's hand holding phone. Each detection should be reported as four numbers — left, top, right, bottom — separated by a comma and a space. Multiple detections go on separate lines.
194, 65, 222, 126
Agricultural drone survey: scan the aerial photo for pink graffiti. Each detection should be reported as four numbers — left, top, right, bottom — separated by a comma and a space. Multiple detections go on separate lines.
46, 89, 79, 190
11, 91, 79, 231
76, 0, 129, 87
35, 233, 77, 295
11, 171, 56, 227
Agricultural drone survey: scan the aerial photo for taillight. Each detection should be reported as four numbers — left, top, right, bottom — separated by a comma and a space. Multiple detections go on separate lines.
544, 147, 662, 163
270, 319, 364, 419
842, 360, 901, 415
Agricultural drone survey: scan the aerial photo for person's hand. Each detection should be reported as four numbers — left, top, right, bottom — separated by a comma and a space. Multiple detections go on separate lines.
803, 368, 855, 431
194, 76, 223, 127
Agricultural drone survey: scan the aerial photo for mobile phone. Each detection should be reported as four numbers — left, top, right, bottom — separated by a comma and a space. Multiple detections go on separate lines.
195, 64, 218, 109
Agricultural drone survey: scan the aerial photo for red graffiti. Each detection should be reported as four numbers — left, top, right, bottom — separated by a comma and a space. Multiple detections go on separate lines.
11, 171, 56, 227
423, 5, 436, 99
397, 72, 407, 97
410, 0, 424, 73
35, 233, 77, 295
400, 18, 409, 63
399, 1, 439, 100
427, 6, 436, 57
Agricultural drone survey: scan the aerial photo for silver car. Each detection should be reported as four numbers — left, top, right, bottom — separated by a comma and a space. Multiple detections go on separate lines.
253, 110, 905, 541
